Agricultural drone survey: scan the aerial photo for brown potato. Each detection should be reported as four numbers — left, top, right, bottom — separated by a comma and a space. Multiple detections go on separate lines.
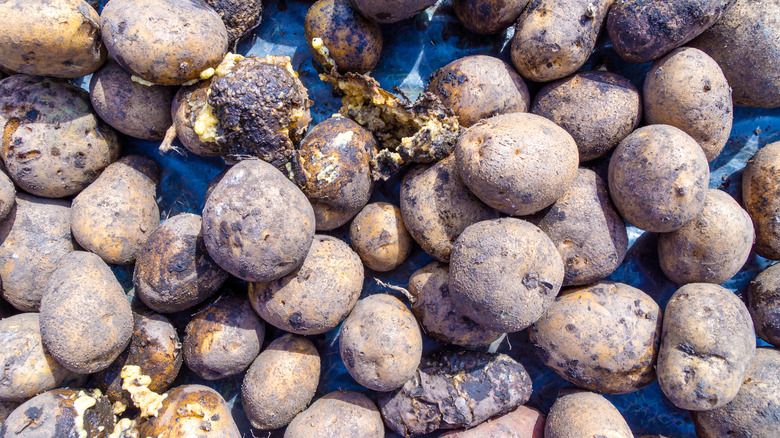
544, 391, 633, 438
204, 0, 264, 46
742, 141, 780, 260
657, 283, 756, 411
452, 0, 529, 35
658, 189, 754, 285
241, 334, 320, 430
71, 155, 160, 265
0, 401, 19, 425
166, 80, 227, 157
439, 406, 545, 438
285, 390, 384, 438
137, 385, 241, 437
747, 263, 780, 347
350, 0, 437, 23
608, 125, 710, 232
0, 171, 15, 221
349, 202, 413, 272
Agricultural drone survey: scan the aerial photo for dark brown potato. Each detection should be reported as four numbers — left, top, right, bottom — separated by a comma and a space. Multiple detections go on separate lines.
452, 0, 529, 35
427, 55, 530, 128
531, 71, 642, 162
350, 0, 437, 23
747, 263, 780, 347
544, 391, 633, 438
349, 202, 413, 272
742, 141, 780, 260
285, 390, 384, 438
204, 0, 263, 46
439, 406, 545, 438
0, 170, 15, 221
378, 349, 533, 436
134, 213, 229, 313
137, 385, 241, 437
167, 80, 227, 157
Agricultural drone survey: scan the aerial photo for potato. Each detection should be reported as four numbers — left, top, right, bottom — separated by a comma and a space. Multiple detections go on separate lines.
0, 401, 19, 425
0, 0, 106, 78
657, 283, 756, 411
134, 213, 229, 313
100, 0, 229, 85
249, 235, 363, 335
137, 385, 240, 437
511, 0, 612, 82
439, 406, 545, 438
339, 294, 422, 391
298, 116, 376, 231
427, 55, 530, 128
530, 282, 662, 394
0, 171, 15, 221
204, 0, 264, 46
452, 0, 529, 35
692, 348, 780, 437
0, 75, 121, 198
544, 391, 633, 438
742, 141, 780, 260
455, 112, 578, 216
350, 0, 437, 23
378, 349, 533, 436
167, 80, 227, 157
71, 155, 160, 265
449, 218, 564, 333
183, 294, 265, 380
89, 60, 175, 140
643, 48, 733, 161
305, 0, 383, 73
747, 263, 780, 347
285, 390, 384, 438
202, 159, 315, 282
531, 71, 641, 162
608, 125, 710, 233
349, 202, 413, 272
658, 189, 754, 285
241, 334, 320, 430
39, 251, 134, 374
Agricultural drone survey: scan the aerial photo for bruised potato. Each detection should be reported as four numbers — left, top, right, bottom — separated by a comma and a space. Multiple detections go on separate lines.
545, 391, 633, 438
285, 391, 384, 438
349, 202, 413, 272
137, 385, 241, 437
742, 142, 780, 260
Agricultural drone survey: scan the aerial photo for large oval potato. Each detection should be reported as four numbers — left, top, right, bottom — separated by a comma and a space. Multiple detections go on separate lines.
137, 385, 241, 437
742, 141, 780, 260
285, 390, 384, 438
545, 391, 633, 438
747, 263, 780, 347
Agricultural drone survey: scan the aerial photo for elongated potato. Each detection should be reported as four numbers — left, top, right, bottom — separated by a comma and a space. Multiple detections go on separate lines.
742, 142, 780, 260
285, 391, 384, 438
137, 385, 241, 437
545, 391, 633, 438
747, 263, 780, 347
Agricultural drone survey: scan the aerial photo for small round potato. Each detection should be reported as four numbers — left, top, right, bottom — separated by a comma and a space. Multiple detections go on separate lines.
350, 0, 437, 23
544, 391, 633, 438
167, 80, 226, 157
349, 202, 413, 272
742, 142, 780, 260
137, 385, 241, 437
452, 0, 529, 35
0, 169, 15, 221
285, 390, 384, 438
204, 0, 264, 46
747, 263, 780, 347
439, 406, 545, 438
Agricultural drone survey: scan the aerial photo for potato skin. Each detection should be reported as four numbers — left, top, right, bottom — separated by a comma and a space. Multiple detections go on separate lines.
608, 125, 709, 232
439, 406, 545, 438
742, 142, 780, 260
747, 263, 780, 347
204, 0, 263, 46
0, 0, 106, 78
644, 48, 733, 161
658, 189, 754, 285
657, 283, 756, 411
544, 391, 633, 438
170, 80, 227, 157
349, 202, 413, 272
339, 294, 422, 392
452, 0, 529, 35
241, 334, 320, 430
350, 0, 437, 23
284, 390, 384, 438
0, 171, 15, 221
137, 385, 241, 438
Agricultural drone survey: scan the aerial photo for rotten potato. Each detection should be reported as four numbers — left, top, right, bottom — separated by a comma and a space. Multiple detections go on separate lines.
204, 0, 264, 47
137, 384, 241, 437
285, 390, 384, 438
349, 202, 413, 272
164, 80, 227, 157
742, 141, 780, 260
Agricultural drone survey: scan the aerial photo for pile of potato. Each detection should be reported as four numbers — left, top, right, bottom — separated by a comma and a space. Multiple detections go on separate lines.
0, 0, 778, 437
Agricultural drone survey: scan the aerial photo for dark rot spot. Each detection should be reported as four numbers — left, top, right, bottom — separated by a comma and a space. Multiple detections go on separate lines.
289, 312, 305, 330
25, 109, 39, 121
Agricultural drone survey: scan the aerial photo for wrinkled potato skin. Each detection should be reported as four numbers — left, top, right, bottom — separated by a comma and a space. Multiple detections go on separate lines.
657, 283, 756, 411
511, 0, 613, 82
204, 0, 264, 46
350, 0, 437, 23
241, 334, 320, 430
138, 385, 241, 438
742, 142, 780, 260
134, 213, 229, 314
339, 294, 423, 391
440, 406, 545, 438
608, 125, 709, 232
531, 71, 641, 162
39, 251, 134, 374
0, 194, 74, 312
0, 171, 15, 221
171, 80, 226, 157
644, 48, 733, 161
658, 189, 754, 285
0, 75, 121, 198
71, 155, 160, 265
0, 0, 106, 78
452, 0, 529, 35
747, 263, 780, 347
284, 390, 384, 438
428, 55, 530, 128
349, 202, 413, 272
545, 391, 633, 438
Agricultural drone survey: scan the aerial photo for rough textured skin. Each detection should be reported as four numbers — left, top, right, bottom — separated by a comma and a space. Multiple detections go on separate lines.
100, 0, 229, 85
449, 218, 565, 333
0, 75, 121, 198
92, 312, 182, 406
658, 189, 754, 285
439, 406, 545, 438
530, 169, 628, 286
644, 48, 733, 161
134, 213, 228, 313
0, 171, 14, 221
183, 295, 265, 380
544, 391, 633, 438
691, 0, 780, 108
285, 391, 384, 438
747, 264, 780, 347
137, 385, 241, 438
339, 294, 422, 391
170, 80, 227, 157
0, 0, 106, 78
511, 0, 613, 82
0, 401, 19, 425
0, 314, 74, 403
0, 388, 114, 438
0, 194, 73, 312
249, 235, 363, 335
201, 159, 315, 282
452, 0, 529, 34
532, 71, 641, 162
657, 283, 756, 411
455, 112, 579, 216
204, 0, 263, 46
350, 202, 413, 272
298, 117, 376, 231
530, 282, 662, 394
241, 334, 320, 430
39, 251, 133, 374
350, 0, 437, 23
71, 155, 160, 265
378, 350, 533, 437
408, 262, 502, 347
608, 125, 709, 233
742, 142, 780, 259
89, 60, 175, 140
305, 0, 383, 73
692, 348, 780, 437
427, 55, 530, 128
